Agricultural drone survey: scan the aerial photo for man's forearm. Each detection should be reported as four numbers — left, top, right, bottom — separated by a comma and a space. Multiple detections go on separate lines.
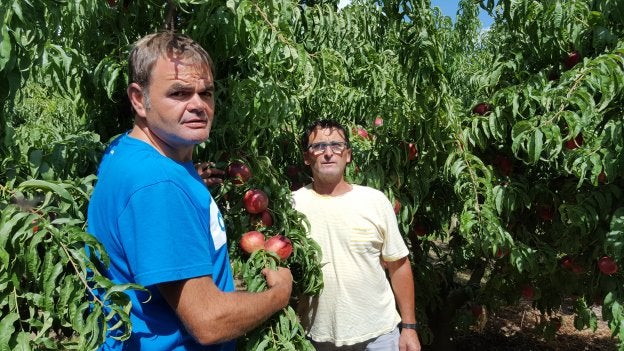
387, 257, 416, 323
195, 288, 289, 343
159, 273, 291, 345
388, 258, 422, 350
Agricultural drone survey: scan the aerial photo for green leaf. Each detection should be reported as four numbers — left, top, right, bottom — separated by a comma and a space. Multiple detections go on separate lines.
0, 313, 19, 350
17, 179, 74, 206
527, 128, 543, 162
0, 25, 12, 71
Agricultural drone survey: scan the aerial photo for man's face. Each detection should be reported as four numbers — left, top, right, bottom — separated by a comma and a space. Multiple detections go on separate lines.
304, 127, 351, 182
140, 56, 215, 150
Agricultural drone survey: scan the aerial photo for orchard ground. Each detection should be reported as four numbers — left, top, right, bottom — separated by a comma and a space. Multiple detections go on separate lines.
455, 301, 617, 350
429, 237, 618, 350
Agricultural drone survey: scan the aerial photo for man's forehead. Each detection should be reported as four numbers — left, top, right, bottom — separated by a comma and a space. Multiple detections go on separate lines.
154, 57, 213, 82
310, 127, 345, 140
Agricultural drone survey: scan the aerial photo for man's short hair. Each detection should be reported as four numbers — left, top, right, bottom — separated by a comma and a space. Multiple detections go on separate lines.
128, 31, 214, 89
301, 119, 351, 151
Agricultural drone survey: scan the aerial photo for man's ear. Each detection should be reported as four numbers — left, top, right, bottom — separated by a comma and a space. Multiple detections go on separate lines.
127, 83, 147, 118
346, 149, 352, 164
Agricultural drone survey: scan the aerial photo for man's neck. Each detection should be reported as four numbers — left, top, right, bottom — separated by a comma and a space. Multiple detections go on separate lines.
129, 124, 193, 162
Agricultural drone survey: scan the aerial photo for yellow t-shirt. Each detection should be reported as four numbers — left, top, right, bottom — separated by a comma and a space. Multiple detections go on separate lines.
292, 184, 409, 346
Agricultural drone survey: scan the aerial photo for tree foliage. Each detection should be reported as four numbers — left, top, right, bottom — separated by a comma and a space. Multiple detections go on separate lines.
1, 0, 623, 350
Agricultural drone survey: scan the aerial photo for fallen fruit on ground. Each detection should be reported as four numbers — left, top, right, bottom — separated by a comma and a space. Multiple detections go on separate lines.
552, 317, 562, 331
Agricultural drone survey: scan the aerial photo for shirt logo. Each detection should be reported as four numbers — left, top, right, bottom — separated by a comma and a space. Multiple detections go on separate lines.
210, 199, 227, 249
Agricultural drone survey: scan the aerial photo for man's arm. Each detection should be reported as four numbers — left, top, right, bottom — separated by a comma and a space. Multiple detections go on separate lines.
386, 256, 421, 351
158, 267, 292, 345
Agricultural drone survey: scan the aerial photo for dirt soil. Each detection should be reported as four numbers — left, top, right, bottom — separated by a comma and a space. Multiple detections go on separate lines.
454, 301, 619, 351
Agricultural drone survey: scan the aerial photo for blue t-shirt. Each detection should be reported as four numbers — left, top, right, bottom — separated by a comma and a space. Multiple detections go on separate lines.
87, 133, 235, 351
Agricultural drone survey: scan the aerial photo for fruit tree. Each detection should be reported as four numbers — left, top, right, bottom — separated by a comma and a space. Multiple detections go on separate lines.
1, 0, 623, 350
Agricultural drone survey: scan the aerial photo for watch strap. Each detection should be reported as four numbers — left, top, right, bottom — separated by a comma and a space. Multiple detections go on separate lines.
400, 322, 418, 330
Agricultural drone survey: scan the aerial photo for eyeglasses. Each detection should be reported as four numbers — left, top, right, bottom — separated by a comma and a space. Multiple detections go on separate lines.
308, 141, 350, 155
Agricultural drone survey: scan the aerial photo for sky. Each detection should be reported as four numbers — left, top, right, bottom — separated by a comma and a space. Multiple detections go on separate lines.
336, 0, 494, 29
429, 0, 494, 28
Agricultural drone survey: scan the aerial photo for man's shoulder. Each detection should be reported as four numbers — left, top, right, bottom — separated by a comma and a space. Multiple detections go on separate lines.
95, 136, 193, 196
350, 185, 393, 208
351, 184, 386, 197
292, 183, 313, 195
101, 136, 177, 176
291, 184, 316, 210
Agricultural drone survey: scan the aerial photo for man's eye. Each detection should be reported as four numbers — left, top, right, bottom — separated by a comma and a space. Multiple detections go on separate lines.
170, 91, 187, 97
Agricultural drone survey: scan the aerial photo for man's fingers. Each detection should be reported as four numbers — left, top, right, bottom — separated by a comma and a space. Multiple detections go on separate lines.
194, 161, 225, 187
205, 177, 223, 186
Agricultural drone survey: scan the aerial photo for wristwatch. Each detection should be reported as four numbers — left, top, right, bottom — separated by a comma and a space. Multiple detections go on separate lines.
400, 322, 418, 330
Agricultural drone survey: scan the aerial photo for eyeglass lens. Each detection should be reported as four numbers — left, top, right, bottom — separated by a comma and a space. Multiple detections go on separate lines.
309, 142, 348, 154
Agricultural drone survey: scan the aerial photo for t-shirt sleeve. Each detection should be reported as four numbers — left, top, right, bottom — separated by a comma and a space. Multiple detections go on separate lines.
378, 192, 409, 261
118, 181, 214, 287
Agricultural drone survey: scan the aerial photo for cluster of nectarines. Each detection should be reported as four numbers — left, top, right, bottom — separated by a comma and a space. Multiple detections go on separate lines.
226, 161, 293, 261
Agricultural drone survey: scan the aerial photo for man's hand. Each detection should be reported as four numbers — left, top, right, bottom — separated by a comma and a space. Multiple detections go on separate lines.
400, 328, 421, 351
195, 161, 225, 187
262, 267, 293, 308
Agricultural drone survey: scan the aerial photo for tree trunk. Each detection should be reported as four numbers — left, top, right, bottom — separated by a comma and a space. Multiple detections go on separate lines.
423, 260, 487, 351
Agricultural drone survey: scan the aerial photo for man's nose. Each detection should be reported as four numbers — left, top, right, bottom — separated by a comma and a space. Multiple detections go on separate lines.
187, 94, 206, 115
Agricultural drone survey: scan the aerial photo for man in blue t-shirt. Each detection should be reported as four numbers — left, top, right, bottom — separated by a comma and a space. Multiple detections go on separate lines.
87, 31, 293, 350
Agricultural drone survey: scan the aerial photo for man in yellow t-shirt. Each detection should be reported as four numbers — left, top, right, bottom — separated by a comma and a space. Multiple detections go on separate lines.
292, 119, 421, 351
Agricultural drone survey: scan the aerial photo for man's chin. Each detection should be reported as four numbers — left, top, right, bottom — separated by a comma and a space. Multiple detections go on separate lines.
184, 130, 210, 144
316, 171, 344, 181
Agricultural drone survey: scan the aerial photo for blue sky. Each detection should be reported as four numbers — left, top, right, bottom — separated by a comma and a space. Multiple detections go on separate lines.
430, 0, 494, 28
336, 0, 495, 28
